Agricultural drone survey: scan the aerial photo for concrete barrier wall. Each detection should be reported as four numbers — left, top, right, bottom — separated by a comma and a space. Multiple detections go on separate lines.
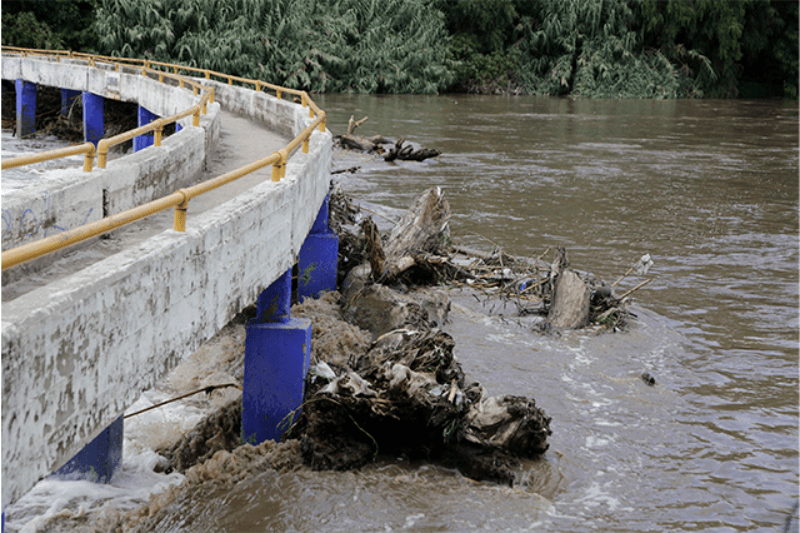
1, 63, 331, 507
1, 56, 221, 252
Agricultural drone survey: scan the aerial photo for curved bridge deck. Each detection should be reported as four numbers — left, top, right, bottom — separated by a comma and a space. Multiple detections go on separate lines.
2, 51, 333, 509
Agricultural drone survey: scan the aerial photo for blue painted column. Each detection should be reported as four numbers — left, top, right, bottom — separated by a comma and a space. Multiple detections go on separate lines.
82, 91, 104, 147
134, 105, 158, 152
243, 268, 312, 445
298, 194, 339, 301
53, 415, 123, 482
60, 88, 80, 116
15, 79, 36, 138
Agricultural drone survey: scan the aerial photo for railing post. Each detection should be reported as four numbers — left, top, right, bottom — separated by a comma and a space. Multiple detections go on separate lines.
279, 148, 288, 179
154, 119, 163, 147
276, 89, 282, 100
174, 190, 189, 232
83, 143, 95, 172
193, 85, 198, 96
205, 70, 210, 80
302, 135, 309, 154
271, 151, 282, 182
256, 81, 261, 92
97, 140, 109, 168
192, 107, 200, 127
301, 93, 307, 108
320, 112, 326, 133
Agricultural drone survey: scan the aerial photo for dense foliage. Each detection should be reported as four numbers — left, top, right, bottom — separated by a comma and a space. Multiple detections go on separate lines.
1, 0, 99, 52
94, 0, 453, 94
437, 0, 797, 98
2, 0, 797, 98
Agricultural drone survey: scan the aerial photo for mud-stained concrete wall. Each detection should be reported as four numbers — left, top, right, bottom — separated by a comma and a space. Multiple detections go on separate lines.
1, 61, 332, 507
1, 56, 221, 252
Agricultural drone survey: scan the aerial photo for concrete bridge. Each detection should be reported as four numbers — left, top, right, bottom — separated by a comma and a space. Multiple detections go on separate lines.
1, 50, 336, 512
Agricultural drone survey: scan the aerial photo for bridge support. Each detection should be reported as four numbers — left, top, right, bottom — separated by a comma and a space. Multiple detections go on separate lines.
134, 105, 158, 152
243, 269, 312, 445
60, 88, 80, 116
298, 194, 339, 301
15, 79, 36, 138
82, 91, 104, 147
53, 415, 123, 483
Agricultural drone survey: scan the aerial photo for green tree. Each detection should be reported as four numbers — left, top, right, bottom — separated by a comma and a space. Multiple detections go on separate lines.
1, 0, 99, 51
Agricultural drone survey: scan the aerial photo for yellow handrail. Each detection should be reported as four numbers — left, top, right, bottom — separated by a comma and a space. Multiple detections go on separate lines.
1, 47, 328, 271
2, 142, 95, 172
2, 193, 186, 270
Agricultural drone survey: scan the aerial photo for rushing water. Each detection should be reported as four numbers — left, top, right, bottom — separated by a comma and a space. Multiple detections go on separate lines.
5, 95, 798, 532
316, 95, 799, 532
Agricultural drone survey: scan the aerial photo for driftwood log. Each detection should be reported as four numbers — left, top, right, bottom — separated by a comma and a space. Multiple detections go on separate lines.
335, 115, 441, 161
384, 138, 442, 162
548, 269, 591, 329
381, 186, 451, 281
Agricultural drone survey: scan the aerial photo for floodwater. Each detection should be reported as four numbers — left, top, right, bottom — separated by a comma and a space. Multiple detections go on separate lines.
5, 95, 799, 532
315, 95, 800, 532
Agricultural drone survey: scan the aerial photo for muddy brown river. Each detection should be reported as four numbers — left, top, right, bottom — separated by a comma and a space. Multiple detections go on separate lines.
312, 95, 798, 532
6, 95, 798, 532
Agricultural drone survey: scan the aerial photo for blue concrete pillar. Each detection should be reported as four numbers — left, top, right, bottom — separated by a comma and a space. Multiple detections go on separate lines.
60, 88, 80, 116
242, 317, 312, 445
82, 91, 104, 147
244, 268, 312, 444
15, 79, 36, 138
298, 194, 339, 301
134, 105, 158, 152
53, 415, 123, 482
256, 268, 292, 323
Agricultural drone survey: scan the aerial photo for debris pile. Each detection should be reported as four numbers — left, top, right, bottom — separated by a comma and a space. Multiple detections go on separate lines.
282, 186, 555, 485
288, 186, 655, 485
333, 114, 442, 163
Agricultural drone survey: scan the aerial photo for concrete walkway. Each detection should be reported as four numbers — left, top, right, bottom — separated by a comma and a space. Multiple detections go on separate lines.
2, 109, 289, 302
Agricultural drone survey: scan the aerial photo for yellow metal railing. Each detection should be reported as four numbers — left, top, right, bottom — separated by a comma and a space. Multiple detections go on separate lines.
1, 142, 96, 172
1, 47, 327, 271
